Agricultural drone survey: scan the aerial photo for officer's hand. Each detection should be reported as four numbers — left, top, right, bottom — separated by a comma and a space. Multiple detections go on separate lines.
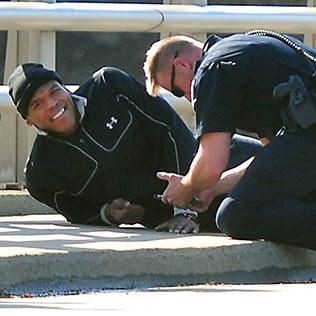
157, 172, 194, 208
105, 199, 145, 225
188, 189, 215, 213
154, 214, 199, 234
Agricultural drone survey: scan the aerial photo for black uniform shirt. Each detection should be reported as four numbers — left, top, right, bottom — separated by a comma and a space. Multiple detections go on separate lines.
193, 33, 316, 139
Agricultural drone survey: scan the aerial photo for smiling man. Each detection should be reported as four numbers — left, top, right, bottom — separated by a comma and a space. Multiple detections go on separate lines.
27, 80, 79, 136
8, 63, 206, 232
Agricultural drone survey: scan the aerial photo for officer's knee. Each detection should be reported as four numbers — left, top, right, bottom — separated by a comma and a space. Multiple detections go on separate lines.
215, 197, 252, 239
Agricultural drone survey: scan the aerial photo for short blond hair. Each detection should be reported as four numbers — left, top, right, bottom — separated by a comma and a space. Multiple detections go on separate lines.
144, 35, 196, 96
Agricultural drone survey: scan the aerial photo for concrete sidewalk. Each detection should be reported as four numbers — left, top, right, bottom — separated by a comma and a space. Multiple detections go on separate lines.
0, 191, 316, 294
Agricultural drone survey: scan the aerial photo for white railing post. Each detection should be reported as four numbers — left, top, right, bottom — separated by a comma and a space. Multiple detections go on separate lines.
305, 0, 316, 48
2, 0, 55, 187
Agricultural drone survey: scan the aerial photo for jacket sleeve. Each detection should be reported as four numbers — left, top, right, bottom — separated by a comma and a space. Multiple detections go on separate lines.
27, 168, 113, 226
25, 137, 113, 225
53, 192, 113, 226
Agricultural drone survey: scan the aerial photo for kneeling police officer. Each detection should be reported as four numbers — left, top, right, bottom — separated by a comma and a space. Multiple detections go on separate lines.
144, 30, 316, 250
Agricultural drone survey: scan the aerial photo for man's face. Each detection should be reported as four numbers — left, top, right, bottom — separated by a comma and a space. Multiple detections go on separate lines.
156, 57, 193, 101
26, 81, 79, 136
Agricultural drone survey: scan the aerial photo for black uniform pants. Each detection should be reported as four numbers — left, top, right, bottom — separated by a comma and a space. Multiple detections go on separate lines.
216, 128, 316, 250
199, 133, 263, 232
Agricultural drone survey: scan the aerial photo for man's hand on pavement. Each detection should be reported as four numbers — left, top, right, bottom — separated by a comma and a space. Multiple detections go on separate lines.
105, 199, 145, 225
154, 214, 199, 234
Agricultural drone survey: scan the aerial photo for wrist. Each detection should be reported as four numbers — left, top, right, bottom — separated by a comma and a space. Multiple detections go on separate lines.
174, 207, 198, 218
100, 204, 118, 226
181, 176, 197, 197
174, 212, 198, 223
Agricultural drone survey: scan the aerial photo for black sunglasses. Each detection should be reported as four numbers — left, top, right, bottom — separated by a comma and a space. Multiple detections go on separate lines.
170, 50, 185, 98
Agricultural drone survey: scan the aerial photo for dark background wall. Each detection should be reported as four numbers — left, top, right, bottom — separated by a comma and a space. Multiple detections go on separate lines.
0, 0, 308, 85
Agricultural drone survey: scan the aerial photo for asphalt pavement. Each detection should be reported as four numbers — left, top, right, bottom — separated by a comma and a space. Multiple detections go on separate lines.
1, 190, 316, 295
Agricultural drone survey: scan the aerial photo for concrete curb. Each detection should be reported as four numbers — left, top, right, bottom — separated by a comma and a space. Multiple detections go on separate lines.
1, 214, 316, 293
0, 190, 55, 216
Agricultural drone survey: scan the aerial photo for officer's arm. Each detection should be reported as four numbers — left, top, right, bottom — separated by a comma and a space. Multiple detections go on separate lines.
157, 132, 231, 209
182, 132, 231, 195
198, 156, 254, 202
189, 151, 255, 212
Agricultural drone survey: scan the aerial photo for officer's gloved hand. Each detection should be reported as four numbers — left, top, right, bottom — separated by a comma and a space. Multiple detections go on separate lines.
105, 199, 145, 225
154, 214, 199, 234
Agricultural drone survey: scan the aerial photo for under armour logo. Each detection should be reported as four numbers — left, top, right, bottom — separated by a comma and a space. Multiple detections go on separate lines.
106, 116, 118, 130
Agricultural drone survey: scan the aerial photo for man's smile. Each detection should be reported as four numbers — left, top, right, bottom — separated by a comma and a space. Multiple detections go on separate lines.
51, 107, 66, 121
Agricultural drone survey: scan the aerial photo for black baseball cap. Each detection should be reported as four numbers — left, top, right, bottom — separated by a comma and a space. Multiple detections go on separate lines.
8, 63, 63, 119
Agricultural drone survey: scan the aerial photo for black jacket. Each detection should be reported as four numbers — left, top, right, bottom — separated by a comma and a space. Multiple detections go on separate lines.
26, 67, 197, 228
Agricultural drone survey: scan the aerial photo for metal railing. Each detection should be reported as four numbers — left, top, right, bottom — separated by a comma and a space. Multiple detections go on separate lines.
0, 2, 315, 34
